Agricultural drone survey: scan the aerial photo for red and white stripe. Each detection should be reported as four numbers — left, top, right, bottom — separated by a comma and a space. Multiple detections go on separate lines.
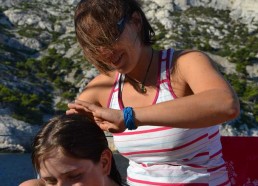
108, 48, 230, 186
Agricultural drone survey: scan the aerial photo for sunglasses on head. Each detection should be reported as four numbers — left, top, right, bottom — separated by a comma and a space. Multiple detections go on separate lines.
93, 15, 128, 54
115, 15, 128, 42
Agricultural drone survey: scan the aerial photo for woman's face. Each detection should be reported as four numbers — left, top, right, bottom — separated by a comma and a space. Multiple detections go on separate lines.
39, 150, 112, 186
96, 12, 143, 74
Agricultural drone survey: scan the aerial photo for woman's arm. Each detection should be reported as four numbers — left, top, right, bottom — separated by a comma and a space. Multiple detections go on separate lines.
134, 51, 240, 128
67, 51, 240, 131
67, 71, 116, 113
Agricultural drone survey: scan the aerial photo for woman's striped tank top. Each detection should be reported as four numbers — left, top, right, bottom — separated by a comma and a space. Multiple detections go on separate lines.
107, 48, 230, 186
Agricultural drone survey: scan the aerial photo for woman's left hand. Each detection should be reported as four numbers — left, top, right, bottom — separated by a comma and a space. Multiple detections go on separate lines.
66, 100, 126, 133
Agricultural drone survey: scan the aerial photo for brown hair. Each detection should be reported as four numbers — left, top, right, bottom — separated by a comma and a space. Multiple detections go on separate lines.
74, 0, 155, 74
31, 115, 122, 185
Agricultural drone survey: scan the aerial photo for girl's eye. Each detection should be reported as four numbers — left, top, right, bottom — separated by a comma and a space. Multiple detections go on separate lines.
42, 178, 57, 185
68, 173, 83, 180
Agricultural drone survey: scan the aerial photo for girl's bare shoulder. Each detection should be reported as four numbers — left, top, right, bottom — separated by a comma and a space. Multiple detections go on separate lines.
19, 179, 45, 186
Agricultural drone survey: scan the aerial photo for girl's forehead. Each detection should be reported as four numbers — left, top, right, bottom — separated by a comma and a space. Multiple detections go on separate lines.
39, 152, 93, 177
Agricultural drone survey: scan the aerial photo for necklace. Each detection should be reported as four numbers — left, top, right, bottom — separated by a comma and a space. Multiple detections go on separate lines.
126, 48, 154, 94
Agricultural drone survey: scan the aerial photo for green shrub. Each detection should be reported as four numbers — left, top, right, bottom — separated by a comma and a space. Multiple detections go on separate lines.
243, 84, 258, 102
225, 74, 246, 97
61, 91, 76, 100
254, 104, 258, 123
236, 62, 248, 75
55, 101, 68, 113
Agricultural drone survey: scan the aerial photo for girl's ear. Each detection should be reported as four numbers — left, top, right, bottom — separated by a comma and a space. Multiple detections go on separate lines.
100, 149, 112, 175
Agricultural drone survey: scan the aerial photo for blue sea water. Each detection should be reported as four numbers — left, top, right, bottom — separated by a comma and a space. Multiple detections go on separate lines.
0, 153, 36, 186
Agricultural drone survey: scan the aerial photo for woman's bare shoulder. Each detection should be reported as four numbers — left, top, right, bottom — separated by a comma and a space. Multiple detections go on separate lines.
172, 49, 215, 74
172, 49, 231, 93
174, 49, 211, 63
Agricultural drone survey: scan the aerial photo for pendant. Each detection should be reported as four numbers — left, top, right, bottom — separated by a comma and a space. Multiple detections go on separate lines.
141, 84, 147, 93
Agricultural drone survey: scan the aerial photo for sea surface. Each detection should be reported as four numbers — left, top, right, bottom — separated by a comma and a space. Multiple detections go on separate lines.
0, 153, 36, 186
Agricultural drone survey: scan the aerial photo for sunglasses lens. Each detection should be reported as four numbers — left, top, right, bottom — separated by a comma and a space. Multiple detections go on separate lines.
115, 16, 127, 41
117, 17, 126, 33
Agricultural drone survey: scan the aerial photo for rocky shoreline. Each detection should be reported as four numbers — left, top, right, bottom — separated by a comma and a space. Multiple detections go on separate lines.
1, 112, 258, 153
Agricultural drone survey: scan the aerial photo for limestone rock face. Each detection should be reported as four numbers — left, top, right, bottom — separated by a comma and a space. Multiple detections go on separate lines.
142, 0, 258, 31
0, 113, 40, 152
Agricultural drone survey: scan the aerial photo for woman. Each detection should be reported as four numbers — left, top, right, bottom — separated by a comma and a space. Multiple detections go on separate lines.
67, 0, 240, 185
19, 115, 123, 186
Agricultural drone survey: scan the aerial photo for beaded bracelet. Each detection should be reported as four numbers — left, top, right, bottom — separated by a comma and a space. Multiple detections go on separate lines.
123, 107, 137, 130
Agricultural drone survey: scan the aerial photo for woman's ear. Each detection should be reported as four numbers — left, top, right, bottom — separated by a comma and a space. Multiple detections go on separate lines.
130, 11, 142, 32
100, 149, 112, 175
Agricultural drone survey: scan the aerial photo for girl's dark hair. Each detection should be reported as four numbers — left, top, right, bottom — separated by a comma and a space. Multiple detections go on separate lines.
74, 0, 155, 74
32, 114, 122, 185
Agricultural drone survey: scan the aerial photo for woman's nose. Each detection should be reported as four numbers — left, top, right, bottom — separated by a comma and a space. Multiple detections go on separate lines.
97, 46, 114, 57
96, 46, 116, 63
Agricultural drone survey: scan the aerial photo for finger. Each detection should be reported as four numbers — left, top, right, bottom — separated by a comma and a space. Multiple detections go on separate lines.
75, 100, 100, 112
67, 102, 79, 109
66, 109, 79, 115
68, 103, 91, 112
93, 119, 109, 131
67, 102, 83, 109
99, 123, 110, 132
66, 109, 93, 117
94, 117, 103, 123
